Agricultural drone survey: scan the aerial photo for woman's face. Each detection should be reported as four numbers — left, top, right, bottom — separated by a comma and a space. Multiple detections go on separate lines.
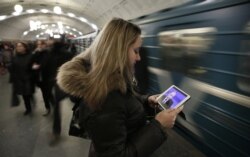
16, 43, 26, 54
128, 36, 142, 73
37, 41, 47, 50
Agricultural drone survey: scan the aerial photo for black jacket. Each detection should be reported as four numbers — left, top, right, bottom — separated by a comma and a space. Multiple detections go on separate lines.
78, 90, 167, 157
56, 54, 167, 157
9, 53, 34, 95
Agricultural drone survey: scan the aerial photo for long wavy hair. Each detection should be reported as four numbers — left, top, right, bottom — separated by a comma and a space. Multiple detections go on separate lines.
81, 18, 141, 109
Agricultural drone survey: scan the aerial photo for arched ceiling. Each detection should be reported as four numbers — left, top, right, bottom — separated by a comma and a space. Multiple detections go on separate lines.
0, 0, 191, 40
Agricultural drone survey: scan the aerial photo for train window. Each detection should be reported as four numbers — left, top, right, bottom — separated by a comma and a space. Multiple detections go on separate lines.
71, 32, 97, 53
237, 22, 250, 93
157, 27, 217, 75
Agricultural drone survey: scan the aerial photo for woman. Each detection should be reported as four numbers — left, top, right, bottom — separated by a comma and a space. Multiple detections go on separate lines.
9, 42, 34, 115
57, 18, 183, 157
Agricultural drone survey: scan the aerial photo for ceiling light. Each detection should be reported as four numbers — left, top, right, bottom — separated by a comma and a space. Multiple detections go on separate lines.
26, 9, 35, 13
54, 6, 62, 14
23, 31, 28, 36
67, 13, 75, 17
41, 9, 49, 13
0, 15, 7, 21
12, 12, 20, 16
54, 34, 60, 38
41, 25, 46, 29
14, 4, 23, 13
29, 20, 42, 31
59, 30, 64, 34
91, 24, 98, 30
79, 17, 87, 22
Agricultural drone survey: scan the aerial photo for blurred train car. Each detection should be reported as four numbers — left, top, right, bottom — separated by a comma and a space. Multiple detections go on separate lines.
131, 0, 250, 157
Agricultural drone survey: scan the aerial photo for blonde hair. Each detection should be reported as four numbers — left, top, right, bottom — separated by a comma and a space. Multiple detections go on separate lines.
81, 18, 141, 109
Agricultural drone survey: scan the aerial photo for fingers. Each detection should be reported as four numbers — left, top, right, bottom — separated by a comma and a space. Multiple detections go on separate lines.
175, 105, 184, 114
148, 94, 160, 108
167, 105, 184, 114
155, 105, 184, 129
155, 94, 160, 99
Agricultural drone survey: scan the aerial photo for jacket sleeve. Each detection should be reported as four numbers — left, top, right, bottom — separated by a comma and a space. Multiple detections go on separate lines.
134, 93, 149, 106
130, 119, 167, 157
86, 93, 167, 157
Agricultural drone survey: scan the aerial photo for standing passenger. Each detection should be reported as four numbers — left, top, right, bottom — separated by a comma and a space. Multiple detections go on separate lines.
9, 42, 34, 115
57, 18, 183, 157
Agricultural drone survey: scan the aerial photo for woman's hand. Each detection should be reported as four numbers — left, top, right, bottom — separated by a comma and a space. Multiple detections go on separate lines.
32, 63, 40, 70
148, 94, 160, 108
155, 106, 184, 129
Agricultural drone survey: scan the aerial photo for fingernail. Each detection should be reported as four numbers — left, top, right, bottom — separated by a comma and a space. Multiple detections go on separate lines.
180, 105, 184, 109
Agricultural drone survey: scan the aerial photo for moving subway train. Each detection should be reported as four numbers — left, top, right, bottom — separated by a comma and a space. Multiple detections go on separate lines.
0, 0, 249, 157
131, 0, 250, 157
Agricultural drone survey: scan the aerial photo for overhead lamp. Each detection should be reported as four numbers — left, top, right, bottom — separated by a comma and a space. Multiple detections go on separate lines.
91, 24, 98, 30
67, 13, 75, 17
26, 9, 35, 13
12, 12, 20, 16
41, 25, 46, 29
59, 30, 64, 34
23, 31, 28, 36
79, 17, 87, 22
41, 9, 49, 13
0, 15, 7, 21
57, 21, 63, 29
53, 6, 62, 14
29, 20, 42, 31
14, 4, 23, 13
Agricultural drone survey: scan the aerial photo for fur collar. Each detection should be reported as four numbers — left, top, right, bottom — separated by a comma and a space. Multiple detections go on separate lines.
56, 54, 89, 98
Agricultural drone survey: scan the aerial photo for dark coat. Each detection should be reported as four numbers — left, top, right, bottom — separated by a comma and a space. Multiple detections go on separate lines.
31, 48, 50, 84
31, 42, 73, 85
82, 90, 167, 157
56, 54, 167, 157
44, 43, 73, 83
9, 53, 34, 95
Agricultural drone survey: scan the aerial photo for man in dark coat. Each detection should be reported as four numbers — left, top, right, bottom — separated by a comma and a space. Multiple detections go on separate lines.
44, 39, 74, 141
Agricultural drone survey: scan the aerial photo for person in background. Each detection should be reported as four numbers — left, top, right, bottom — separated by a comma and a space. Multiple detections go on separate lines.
57, 18, 183, 157
9, 42, 34, 115
44, 40, 74, 141
69, 43, 77, 56
31, 40, 53, 116
1, 43, 13, 75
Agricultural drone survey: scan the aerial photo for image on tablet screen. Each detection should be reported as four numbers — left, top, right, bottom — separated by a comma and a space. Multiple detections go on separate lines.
158, 86, 190, 109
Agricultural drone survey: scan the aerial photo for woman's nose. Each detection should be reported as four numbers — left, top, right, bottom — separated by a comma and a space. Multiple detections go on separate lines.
136, 54, 141, 61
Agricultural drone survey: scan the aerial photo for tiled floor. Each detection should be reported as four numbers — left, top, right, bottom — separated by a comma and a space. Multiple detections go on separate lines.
0, 73, 206, 157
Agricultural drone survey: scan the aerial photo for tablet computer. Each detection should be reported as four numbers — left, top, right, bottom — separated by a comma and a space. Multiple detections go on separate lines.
156, 85, 190, 110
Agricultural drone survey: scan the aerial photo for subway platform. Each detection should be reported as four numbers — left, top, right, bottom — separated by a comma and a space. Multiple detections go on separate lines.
0, 73, 206, 157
